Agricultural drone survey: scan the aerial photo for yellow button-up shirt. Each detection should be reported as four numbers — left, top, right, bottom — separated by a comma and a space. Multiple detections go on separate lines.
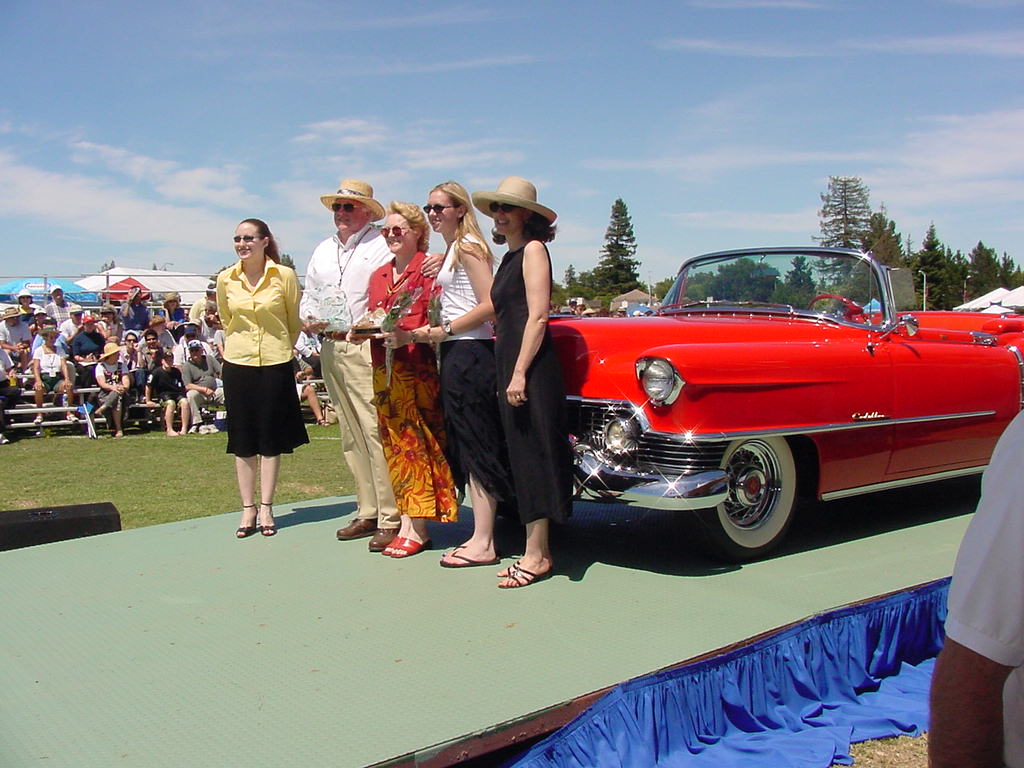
217, 260, 302, 367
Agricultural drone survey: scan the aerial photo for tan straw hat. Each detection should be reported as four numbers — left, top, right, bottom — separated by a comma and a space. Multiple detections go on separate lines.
472, 176, 557, 224
2, 306, 19, 320
99, 341, 122, 359
319, 178, 385, 220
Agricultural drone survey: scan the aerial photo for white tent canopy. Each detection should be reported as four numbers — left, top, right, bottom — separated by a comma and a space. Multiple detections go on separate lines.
954, 286, 1010, 311
76, 267, 212, 305
998, 285, 1024, 310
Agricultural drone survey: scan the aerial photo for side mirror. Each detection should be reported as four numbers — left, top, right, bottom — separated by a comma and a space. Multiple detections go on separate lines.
898, 314, 919, 337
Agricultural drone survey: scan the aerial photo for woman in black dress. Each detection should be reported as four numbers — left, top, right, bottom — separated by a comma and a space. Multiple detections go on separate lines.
472, 177, 572, 588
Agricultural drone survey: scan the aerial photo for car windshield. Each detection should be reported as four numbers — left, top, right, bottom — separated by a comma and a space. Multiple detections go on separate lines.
661, 250, 885, 325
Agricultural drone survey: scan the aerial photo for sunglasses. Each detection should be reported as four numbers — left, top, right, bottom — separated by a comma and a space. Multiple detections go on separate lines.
423, 204, 457, 214
489, 202, 519, 213
380, 226, 411, 238
233, 235, 259, 243
332, 202, 358, 212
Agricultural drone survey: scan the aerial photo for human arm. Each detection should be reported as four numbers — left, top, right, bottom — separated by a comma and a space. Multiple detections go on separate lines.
504, 241, 551, 406
409, 249, 497, 344
928, 637, 1012, 768
283, 267, 303, 347
421, 251, 444, 279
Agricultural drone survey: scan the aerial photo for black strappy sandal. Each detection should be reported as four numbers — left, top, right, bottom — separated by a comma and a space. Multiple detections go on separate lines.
236, 504, 258, 539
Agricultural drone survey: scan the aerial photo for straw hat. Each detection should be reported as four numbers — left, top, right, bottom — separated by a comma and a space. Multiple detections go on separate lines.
163, 291, 180, 302
319, 178, 385, 220
2, 306, 19, 320
99, 342, 122, 359
472, 176, 557, 224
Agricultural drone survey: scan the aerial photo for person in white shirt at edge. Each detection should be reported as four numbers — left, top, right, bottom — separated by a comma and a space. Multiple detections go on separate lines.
929, 408, 1024, 768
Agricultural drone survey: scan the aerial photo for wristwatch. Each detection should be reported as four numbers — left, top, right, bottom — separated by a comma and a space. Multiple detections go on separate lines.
442, 320, 454, 336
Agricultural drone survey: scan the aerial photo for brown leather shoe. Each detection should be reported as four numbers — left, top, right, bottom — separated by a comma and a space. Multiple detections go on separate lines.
336, 518, 377, 540
368, 528, 399, 552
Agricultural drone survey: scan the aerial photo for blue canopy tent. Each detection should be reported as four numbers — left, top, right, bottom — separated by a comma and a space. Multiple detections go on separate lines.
0, 277, 98, 305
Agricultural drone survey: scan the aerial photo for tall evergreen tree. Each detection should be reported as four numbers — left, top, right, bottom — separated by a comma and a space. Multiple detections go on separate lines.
913, 224, 955, 309
967, 241, 1001, 297
862, 207, 904, 266
817, 176, 872, 249
590, 198, 640, 296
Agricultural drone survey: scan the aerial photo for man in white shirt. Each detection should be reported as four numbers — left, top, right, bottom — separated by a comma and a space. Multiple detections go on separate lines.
301, 178, 401, 552
929, 409, 1024, 768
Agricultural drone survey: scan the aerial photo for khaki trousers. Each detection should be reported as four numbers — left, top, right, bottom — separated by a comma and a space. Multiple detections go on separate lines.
321, 338, 399, 528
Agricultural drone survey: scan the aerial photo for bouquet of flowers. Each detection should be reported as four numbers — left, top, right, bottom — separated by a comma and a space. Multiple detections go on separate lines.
304, 282, 351, 332
381, 285, 423, 386
427, 284, 443, 328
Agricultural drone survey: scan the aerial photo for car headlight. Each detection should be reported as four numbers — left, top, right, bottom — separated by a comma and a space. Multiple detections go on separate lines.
603, 417, 639, 455
636, 357, 684, 405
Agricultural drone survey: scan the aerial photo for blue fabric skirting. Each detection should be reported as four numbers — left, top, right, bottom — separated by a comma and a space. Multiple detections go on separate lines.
507, 579, 948, 768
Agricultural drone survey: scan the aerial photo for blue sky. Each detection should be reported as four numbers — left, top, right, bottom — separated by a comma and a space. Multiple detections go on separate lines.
1, 0, 1022, 289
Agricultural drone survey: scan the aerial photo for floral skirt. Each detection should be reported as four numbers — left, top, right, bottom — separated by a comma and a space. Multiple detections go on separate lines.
371, 355, 458, 522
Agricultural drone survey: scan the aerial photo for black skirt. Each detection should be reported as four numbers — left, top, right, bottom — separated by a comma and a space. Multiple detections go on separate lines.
439, 339, 515, 503
222, 360, 309, 458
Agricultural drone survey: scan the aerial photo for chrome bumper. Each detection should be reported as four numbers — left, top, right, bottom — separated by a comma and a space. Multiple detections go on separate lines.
573, 444, 729, 511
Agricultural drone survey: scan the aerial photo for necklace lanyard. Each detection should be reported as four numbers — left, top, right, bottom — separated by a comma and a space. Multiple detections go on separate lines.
335, 227, 372, 287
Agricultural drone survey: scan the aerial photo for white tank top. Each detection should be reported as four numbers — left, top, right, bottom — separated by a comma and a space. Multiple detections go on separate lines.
435, 236, 494, 342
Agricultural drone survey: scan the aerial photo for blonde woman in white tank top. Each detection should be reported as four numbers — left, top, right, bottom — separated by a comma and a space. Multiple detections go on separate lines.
400, 181, 516, 568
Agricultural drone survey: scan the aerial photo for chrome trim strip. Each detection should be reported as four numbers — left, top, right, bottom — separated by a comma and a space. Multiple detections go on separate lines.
569, 396, 996, 444
1007, 345, 1024, 409
821, 466, 986, 501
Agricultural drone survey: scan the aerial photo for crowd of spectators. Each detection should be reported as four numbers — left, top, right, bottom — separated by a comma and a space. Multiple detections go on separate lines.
0, 285, 326, 443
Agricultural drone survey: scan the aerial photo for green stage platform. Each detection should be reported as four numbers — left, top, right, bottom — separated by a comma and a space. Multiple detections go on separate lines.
0, 478, 980, 768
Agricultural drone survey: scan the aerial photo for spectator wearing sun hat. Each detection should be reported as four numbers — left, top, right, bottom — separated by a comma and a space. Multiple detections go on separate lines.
0, 306, 31, 371
58, 304, 84, 343
181, 340, 224, 433
16, 289, 38, 323
162, 291, 186, 336
93, 341, 129, 437
97, 304, 123, 342
44, 286, 72, 324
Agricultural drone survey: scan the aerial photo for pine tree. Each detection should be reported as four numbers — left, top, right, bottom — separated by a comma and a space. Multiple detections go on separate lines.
862, 207, 904, 266
967, 241, 1001, 297
590, 199, 640, 296
817, 176, 872, 249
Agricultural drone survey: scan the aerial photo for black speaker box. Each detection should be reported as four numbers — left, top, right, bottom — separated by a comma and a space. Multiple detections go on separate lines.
0, 502, 121, 551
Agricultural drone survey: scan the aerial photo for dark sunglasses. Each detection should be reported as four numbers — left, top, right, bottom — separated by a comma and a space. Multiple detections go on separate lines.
380, 226, 411, 238
423, 204, 457, 214
332, 202, 357, 212
489, 202, 518, 213
233, 235, 258, 243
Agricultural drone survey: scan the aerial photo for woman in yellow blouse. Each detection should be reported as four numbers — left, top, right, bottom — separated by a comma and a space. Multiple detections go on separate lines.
217, 218, 309, 538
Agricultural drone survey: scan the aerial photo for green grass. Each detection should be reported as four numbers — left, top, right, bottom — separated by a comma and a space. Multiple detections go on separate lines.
2, 424, 355, 528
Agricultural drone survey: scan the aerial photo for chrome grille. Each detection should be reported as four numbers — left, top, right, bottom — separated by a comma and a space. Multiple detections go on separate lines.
566, 399, 726, 474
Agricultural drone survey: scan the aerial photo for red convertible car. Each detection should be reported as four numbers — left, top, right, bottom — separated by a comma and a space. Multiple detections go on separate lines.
551, 247, 1024, 560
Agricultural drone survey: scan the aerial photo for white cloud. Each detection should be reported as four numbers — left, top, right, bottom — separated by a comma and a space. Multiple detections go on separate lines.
290, 118, 390, 146
656, 37, 825, 57
70, 140, 259, 209
845, 30, 1024, 57
868, 108, 1024, 208
0, 150, 235, 260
